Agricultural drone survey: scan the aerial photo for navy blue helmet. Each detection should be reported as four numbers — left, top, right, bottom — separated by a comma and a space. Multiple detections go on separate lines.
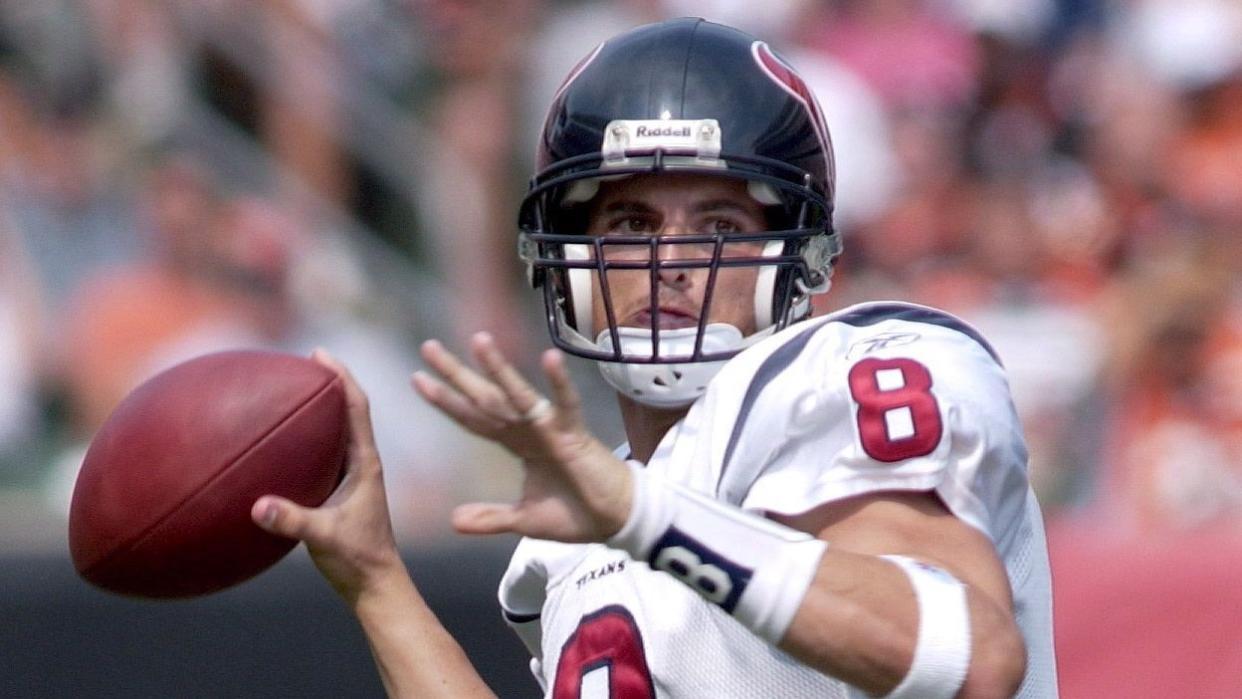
519, 18, 840, 406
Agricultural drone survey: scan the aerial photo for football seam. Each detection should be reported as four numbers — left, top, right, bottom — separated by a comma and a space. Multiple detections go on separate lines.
79, 375, 343, 578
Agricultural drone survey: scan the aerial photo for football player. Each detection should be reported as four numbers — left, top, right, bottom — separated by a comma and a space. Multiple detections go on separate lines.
254, 18, 1057, 698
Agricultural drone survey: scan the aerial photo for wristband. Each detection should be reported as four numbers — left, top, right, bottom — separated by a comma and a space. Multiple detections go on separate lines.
608, 461, 827, 644
879, 555, 971, 699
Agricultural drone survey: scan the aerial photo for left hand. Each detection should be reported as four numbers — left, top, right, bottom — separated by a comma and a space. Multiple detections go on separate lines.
411, 332, 632, 543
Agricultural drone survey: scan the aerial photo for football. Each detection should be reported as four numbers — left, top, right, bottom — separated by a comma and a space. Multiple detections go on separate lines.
68, 350, 347, 598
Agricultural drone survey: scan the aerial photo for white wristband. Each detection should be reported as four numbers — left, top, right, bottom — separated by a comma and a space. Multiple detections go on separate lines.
608, 461, 827, 644
879, 555, 972, 699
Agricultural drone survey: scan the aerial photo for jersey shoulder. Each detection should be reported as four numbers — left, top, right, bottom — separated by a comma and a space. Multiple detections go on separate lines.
713, 301, 1026, 530
717, 300, 1009, 420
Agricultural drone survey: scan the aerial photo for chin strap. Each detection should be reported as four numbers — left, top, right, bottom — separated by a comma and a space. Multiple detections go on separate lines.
594, 325, 744, 408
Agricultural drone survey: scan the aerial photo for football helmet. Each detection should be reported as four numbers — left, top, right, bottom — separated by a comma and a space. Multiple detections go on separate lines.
519, 18, 840, 407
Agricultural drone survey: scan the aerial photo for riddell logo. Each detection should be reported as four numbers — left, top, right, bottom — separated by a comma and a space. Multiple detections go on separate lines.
635, 125, 691, 138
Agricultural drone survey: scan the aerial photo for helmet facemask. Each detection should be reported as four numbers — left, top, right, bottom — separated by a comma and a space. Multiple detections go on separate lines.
519, 149, 837, 407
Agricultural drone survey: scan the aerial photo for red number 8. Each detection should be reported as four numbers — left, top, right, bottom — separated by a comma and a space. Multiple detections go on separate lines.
847, 357, 942, 462
553, 606, 655, 699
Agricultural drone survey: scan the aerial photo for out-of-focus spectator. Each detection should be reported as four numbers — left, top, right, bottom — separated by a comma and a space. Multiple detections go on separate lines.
0, 65, 138, 314
810, 0, 982, 113
1087, 239, 1242, 535
86, 0, 191, 145
1163, 76, 1242, 229
57, 156, 239, 435
409, 0, 545, 360
1064, 46, 1187, 245
257, 0, 351, 206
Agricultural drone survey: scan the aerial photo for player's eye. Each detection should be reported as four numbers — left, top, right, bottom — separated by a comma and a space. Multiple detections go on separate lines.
699, 215, 756, 235
607, 215, 656, 234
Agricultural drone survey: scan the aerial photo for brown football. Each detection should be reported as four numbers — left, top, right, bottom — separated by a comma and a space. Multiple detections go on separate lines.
69, 350, 347, 598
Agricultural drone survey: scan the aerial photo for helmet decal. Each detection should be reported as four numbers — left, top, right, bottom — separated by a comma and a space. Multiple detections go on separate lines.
751, 41, 836, 202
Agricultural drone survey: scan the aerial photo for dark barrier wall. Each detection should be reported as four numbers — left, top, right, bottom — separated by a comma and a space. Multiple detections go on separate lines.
0, 537, 537, 698
10, 523, 1242, 697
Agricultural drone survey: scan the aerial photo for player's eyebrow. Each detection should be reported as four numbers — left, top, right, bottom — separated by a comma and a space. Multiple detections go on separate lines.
598, 199, 758, 216
690, 199, 759, 216
598, 201, 656, 215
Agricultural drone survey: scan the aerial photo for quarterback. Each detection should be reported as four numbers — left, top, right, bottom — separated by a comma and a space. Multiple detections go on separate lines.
253, 18, 1057, 699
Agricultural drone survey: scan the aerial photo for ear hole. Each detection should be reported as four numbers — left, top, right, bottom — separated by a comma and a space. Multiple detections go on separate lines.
564, 244, 593, 333
752, 240, 785, 329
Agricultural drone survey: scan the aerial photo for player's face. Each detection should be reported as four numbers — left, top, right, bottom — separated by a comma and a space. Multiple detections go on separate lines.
584, 173, 767, 336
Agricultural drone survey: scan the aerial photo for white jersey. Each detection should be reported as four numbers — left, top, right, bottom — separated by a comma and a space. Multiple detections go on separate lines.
500, 302, 1058, 698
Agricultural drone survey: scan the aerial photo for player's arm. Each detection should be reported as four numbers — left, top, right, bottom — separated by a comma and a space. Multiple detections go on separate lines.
772, 491, 1025, 698
607, 458, 1024, 699
349, 567, 498, 699
252, 350, 496, 699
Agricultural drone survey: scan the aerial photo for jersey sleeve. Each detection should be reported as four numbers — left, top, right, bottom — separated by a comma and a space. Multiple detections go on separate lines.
498, 537, 548, 675
731, 311, 1029, 537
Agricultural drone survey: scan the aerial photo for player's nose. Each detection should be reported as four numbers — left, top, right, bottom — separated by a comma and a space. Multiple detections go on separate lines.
654, 240, 694, 288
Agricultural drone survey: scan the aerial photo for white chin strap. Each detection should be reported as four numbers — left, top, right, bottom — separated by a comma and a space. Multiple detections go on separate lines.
596, 325, 744, 408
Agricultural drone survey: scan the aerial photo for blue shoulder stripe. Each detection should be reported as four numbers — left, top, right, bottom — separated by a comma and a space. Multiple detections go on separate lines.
718, 320, 826, 494
832, 303, 1002, 365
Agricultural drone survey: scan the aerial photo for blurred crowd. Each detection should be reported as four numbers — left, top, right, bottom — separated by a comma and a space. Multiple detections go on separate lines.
1, 0, 1239, 547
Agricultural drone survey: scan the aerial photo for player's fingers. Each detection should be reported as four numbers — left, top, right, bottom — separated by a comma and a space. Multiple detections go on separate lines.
310, 348, 381, 467
411, 370, 507, 435
451, 502, 522, 535
542, 349, 584, 426
421, 339, 519, 420
470, 332, 547, 418
252, 495, 322, 542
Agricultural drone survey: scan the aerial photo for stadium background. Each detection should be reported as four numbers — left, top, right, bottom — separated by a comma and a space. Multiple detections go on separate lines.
1, 0, 1240, 696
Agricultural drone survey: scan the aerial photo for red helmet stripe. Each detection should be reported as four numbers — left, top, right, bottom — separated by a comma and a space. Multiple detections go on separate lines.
751, 41, 835, 199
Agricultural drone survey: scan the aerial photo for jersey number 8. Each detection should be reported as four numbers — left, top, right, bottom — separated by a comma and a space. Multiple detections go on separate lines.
652, 545, 733, 605
847, 357, 942, 462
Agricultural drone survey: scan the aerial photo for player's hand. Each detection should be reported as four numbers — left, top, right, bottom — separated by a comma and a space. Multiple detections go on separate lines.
412, 332, 632, 543
251, 349, 407, 606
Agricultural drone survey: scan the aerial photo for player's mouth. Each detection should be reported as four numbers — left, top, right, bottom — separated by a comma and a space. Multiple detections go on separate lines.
628, 306, 699, 330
